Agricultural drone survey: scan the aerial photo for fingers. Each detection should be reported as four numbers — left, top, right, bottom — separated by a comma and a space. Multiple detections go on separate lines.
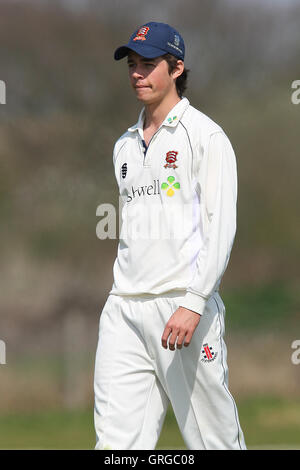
183, 331, 193, 347
175, 331, 187, 350
161, 326, 172, 349
161, 308, 200, 351
168, 329, 180, 351
161, 326, 187, 351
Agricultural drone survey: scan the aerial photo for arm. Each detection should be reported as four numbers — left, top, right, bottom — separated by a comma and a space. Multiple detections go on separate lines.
161, 131, 238, 350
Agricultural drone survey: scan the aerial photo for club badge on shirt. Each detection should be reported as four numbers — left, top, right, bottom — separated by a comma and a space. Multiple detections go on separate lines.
164, 150, 178, 169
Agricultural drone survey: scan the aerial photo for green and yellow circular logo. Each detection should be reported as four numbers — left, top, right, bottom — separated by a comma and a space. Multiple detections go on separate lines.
161, 176, 180, 197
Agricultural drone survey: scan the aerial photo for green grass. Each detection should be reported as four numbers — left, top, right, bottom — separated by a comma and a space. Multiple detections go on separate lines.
222, 282, 299, 332
0, 408, 95, 450
0, 396, 299, 449
238, 396, 300, 449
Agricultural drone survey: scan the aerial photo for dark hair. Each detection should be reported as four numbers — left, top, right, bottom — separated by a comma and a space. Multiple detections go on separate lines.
162, 53, 190, 98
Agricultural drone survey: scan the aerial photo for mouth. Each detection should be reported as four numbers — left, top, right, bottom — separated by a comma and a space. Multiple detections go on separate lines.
135, 85, 150, 89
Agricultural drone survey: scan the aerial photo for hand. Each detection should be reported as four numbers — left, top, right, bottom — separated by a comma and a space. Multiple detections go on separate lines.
161, 306, 201, 351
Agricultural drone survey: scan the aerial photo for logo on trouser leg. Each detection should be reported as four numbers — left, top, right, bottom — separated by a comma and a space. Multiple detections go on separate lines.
201, 343, 218, 363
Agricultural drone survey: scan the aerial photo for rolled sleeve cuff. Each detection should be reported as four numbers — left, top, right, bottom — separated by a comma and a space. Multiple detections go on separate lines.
179, 291, 208, 316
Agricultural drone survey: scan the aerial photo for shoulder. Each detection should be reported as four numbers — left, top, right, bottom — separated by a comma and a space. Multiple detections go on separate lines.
180, 103, 225, 143
113, 130, 132, 165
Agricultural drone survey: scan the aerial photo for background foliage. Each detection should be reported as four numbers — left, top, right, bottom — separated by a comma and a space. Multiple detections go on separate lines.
0, 0, 299, 449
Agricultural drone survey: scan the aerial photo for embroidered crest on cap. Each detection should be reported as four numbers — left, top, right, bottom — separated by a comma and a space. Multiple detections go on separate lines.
133, 26, 150, 41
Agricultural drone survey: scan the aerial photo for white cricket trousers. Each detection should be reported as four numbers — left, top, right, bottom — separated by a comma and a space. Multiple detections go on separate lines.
93, 290, 246, 450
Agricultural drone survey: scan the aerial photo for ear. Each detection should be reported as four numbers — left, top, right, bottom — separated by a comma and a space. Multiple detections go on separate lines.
171, 60, 184, 80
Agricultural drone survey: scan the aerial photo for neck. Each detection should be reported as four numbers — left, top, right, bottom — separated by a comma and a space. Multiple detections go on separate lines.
143, 92, 181, 131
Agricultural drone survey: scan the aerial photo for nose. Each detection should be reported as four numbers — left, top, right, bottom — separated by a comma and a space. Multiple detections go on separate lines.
130, 65, 144, 80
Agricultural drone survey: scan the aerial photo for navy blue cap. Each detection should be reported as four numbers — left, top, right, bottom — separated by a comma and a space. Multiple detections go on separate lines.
114, 22, 185, 61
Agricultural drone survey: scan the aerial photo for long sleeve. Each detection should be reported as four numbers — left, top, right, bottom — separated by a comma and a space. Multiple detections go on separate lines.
179, 131, 238, 315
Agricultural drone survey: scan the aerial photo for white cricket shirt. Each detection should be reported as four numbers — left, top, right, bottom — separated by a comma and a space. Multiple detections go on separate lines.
109, 97, 237, 315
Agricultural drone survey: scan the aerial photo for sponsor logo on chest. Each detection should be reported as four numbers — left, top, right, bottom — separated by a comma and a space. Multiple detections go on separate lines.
126, 179, 160, 202
126, 176, 181, 202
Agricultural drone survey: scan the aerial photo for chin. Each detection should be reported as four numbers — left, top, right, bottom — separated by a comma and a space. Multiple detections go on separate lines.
137, 97, 152, 104
136, 95, 153, 104
136, 93, 160, 106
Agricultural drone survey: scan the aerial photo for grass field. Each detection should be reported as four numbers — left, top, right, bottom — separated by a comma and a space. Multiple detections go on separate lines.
0, 396, 299, 449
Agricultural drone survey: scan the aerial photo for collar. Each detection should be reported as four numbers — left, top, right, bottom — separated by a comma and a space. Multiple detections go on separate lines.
128, 97, 190, 134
